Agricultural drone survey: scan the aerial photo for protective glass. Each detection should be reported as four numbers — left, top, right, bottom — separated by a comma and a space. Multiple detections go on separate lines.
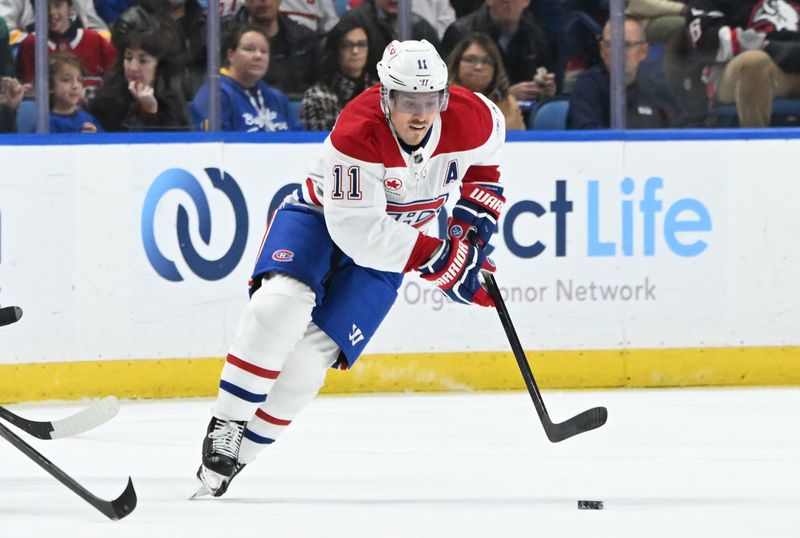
388, 90, 447, 114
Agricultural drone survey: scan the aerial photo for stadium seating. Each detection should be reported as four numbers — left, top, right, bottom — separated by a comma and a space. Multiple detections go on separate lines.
528, 99, 570, 130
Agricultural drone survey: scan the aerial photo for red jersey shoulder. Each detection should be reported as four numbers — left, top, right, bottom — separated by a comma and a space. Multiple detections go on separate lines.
433, 86, 495, 156
330, 84, 405, 167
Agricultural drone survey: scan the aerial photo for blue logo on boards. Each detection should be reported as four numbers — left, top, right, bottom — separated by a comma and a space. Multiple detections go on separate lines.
141, 168, 249, 281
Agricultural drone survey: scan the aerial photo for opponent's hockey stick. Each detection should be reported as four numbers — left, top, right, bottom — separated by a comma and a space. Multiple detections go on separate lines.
483, 273, 608, 442
0, 420, 137, 520
0, 305, 23, 327
0, 396, 120, 440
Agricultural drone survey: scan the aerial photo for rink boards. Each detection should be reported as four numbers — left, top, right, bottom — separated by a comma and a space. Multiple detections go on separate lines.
0, 130, 798, 401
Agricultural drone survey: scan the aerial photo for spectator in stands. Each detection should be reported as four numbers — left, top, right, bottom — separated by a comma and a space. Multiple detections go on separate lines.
191, 24, 302, 131
94, 0, 132, 26
1, 18, 13, 77
299, 19, 375, 130
48, 52, 103, 132
627, 0, 687, 45
280, 0, 340, 35
135, 0, 208, 97
15, 0, 116, 98
685, 2, 800, 127
338, 0, 440, 78
347, 0, 454, 39
88, 5, 191, 131
446, 31, 524, 129
223, 0, 318, 100
441, 0, 556, 104
568, 17, 681, 129
1, 0, 107, 47
0, 76, 29, 133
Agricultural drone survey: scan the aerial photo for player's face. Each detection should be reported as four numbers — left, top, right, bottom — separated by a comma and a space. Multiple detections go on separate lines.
389, 91, 440, 146
124, 47, 158, 88
457, 43, 495, 94
51, 63, 84, 110
338, 28, 368, 78
48, 0, 71, 34
227, 31, 270, 86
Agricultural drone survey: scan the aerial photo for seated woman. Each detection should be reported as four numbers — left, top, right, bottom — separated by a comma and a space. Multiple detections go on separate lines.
88, 5, 191, 131
299, 19, 375, 131
191, 24, 302, 132
445, 32, 525, 131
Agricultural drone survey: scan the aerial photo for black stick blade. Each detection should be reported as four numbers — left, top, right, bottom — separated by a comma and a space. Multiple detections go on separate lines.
103, 477, 137, 521
546, 406, 608, 443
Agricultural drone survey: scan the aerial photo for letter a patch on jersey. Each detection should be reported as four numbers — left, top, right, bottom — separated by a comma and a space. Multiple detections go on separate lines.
349, 324, 364, 346
444, 160, 459, 185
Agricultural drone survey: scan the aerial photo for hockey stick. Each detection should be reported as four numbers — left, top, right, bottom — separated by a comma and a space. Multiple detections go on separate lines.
0, 420, 137, 520
0, 305, 23, 327
483, 272, 608, 442
0, 396, 121, 440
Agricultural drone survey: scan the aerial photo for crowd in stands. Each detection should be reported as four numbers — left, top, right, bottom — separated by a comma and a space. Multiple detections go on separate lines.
2, 0, 800, 134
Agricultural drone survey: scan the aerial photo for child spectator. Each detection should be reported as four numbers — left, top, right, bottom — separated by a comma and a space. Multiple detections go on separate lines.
15, 0, 116, 96
191, 24, 302, 131
48, 53, 103, 133
300, 19, 376, 130
446, 31, 525, 130
88, 5, 191, 131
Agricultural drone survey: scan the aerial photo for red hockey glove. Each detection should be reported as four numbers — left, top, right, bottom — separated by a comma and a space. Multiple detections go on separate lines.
447, 183, 506, 248
418, 237, 495, 307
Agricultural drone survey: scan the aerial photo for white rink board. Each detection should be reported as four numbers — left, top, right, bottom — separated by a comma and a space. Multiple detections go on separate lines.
0, 138, 798, 364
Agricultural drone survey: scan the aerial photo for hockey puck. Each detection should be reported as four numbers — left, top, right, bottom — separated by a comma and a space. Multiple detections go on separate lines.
577, 500, 603, 510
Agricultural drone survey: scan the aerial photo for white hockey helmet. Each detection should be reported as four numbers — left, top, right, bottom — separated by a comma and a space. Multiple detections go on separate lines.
377, 39, 450, 115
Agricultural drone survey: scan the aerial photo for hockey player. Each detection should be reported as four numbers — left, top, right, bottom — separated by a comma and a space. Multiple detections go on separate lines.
194, 38, 507, 497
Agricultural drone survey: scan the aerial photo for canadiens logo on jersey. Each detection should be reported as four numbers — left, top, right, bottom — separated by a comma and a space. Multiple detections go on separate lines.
272, 249, 294, 262
386, 194, 448, 228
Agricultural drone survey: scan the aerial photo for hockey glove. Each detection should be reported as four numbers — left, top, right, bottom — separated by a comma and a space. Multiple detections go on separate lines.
447, 183, 506, 247
418, 237, 495, 307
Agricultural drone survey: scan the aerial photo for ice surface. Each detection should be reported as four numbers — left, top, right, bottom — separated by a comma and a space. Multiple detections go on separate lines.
1, 388, 798, 537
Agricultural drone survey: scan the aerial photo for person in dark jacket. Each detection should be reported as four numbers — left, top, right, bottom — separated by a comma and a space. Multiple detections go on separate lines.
441, 0, 556, 102
88, 5, 191, 131
338, 0, 440, 78
568, 17, 681, 129
223, 0, 318, 100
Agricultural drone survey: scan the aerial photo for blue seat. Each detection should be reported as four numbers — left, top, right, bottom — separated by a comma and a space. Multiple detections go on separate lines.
16, 99, 37, 133
528, 99, 570, 130
289, 98, 302, 126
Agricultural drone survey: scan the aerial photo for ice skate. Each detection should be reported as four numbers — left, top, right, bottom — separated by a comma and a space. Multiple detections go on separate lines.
191, 417, 245, 498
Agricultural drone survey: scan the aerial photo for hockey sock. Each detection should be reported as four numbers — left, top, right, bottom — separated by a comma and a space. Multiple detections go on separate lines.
214, 274, 316, 421
238, 322, 338, 463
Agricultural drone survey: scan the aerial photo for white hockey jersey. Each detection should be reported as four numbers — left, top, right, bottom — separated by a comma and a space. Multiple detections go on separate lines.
291, 84, 506, 274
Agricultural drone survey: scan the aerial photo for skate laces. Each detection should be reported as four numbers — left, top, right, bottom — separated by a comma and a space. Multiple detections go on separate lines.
208, 420, 244, 460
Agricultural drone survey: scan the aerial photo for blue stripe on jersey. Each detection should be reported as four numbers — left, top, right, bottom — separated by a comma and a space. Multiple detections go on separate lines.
219, 380, 267, 403
244, 428, 276, 445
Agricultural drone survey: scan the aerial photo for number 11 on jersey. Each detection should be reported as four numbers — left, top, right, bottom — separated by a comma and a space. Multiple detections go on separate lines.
331, 165, 363, 200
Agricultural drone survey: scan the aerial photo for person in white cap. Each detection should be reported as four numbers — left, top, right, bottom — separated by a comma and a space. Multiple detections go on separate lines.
193, 39, 507, 498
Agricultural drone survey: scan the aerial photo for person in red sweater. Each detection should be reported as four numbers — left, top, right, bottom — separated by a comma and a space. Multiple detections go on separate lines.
15, 0, 116, 98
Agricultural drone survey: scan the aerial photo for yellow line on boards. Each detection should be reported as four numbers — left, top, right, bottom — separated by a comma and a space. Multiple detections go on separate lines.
0, 346, 799, 404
